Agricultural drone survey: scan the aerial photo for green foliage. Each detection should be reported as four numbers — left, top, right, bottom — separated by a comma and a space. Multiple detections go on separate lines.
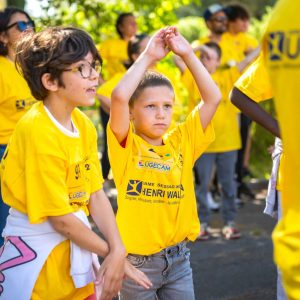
176, 16, 207, 42
36, 0, 201, 42
249, 101, 276, 179
249, 6, 273, 41
7, 0, 25, 8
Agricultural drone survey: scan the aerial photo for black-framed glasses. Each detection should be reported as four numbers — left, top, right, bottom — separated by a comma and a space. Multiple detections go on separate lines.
6, 20, 35, 32
64, 60, 102, 79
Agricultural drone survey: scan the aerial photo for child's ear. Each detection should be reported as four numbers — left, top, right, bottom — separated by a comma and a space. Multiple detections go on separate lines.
41, 73, 59, 92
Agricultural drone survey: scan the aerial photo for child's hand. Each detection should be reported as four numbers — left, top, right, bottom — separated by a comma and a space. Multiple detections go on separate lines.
95, 250, 125, 300
143, 28, 170, 63
124, 258, 152, 289
164, 26, 193, 58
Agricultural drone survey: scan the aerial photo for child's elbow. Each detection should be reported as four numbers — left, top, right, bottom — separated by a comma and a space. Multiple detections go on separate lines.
48, 215, 71, 236
111, 87, 126, 104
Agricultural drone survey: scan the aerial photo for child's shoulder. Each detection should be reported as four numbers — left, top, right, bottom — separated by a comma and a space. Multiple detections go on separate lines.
72, 107, 96, 132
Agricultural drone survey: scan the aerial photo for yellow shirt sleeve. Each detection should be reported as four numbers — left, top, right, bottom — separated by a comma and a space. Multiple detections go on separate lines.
2, 131, 73, 224
107, 122, 133, 188
234, 53, 273, 102
167, 106, 215, 164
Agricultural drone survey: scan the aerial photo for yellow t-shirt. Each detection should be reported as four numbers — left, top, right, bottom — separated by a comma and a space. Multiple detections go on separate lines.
193, 32, 257, 70
235, 54, 273, 101
107, 107, 215, 255
182, 67, 241, 152
261, 1, 300, 297
222, 32, 258, 64
193, 35, 241, 66
1, 102, 103, 299
98, 38, 128, 80
0, 56, 36, 144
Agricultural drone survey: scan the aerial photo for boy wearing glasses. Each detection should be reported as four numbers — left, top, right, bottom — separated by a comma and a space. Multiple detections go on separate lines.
0, 27, 151, 300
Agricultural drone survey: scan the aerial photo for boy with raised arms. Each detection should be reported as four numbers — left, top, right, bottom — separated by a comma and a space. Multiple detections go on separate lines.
108, 26, 221, 299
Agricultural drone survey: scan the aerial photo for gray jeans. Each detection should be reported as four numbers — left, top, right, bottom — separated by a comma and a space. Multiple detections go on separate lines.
194, 151, 237, 225
120, 242, 195, 300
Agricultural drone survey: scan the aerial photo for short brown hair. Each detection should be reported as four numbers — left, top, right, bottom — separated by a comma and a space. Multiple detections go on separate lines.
15, 26, 102, 100
129, 70, 174, 106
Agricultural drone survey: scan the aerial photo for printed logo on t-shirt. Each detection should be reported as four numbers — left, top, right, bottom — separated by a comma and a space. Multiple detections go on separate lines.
267, 30, 300, 64
137, 160, 171, 173
125, 179, 184, 205
126, 180, 143, 196
67, 158, 91, 206
15, 98, 36, 111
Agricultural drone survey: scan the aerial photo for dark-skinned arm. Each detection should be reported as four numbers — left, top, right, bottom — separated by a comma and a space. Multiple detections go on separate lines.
230, 87, 281, 138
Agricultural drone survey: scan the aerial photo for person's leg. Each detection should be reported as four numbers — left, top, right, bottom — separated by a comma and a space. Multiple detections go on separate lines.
0, 144, 9, 246
99, 107, 110, 180
156, 243, 195, 300
194, 153, 215, 225
216, 151, 238, 224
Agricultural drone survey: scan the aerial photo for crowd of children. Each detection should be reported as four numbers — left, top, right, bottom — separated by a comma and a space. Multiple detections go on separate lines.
0, 1, 299, 299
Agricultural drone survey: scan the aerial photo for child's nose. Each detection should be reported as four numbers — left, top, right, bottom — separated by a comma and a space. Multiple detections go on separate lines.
90, 67, 99, 81
156, 107, 165, 118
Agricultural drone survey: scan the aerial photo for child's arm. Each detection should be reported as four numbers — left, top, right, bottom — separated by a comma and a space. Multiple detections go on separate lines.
88, 190, 152, 297
48, 190, 151, 299
173, 45, 218, 74
110, 28, 170, 143
48, 212, 110, 256
88, 189, 126, 298
48, 212, 122, 299
165, 27, 221, 130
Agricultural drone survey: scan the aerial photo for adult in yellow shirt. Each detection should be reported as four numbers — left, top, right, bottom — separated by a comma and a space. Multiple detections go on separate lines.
193, 4, 258, 200
0, 26, 151, 300
0, 7, 36, 245
98, 12, 138, 80
231, 0, 300, 295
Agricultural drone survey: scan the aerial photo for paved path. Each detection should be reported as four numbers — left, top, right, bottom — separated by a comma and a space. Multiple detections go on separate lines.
190, 187, 277, 300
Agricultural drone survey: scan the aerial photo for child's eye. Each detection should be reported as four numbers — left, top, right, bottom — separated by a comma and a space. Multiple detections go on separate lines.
164, 104, 173, 109
146, 104, 155, 109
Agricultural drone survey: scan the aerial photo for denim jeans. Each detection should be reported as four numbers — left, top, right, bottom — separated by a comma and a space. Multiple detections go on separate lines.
194, 151, 237, 225
120, 242, 195, 300
0, 144, 9, 246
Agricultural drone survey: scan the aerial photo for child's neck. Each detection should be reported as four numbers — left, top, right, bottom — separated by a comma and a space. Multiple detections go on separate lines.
137, 132, 164, 146
43, 97, 74, 132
